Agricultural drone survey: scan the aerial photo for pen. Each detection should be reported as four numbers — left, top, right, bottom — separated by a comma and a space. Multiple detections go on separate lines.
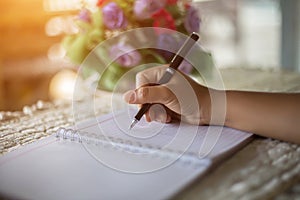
129, 32, 200, 130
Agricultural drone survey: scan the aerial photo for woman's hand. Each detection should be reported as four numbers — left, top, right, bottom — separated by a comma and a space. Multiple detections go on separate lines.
123, 65, 212, 125
123, 65, 300, 144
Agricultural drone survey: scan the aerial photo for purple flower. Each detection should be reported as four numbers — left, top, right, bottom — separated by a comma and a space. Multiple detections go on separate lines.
102, 2, 128, 29
134, 0, 166, 20
157, 34, 178, 60
184, 6, 200, 33
178, 60, 193, 74
77, 9, 91, 23
110, 43, 142, 67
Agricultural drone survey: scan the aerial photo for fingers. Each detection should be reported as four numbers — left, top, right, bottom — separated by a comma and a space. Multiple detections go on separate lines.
136, 65, 168, 88
123, 85, 172, 105
146, 104, 172, 123
123, 65, 201, 124
123, 87, 175, 123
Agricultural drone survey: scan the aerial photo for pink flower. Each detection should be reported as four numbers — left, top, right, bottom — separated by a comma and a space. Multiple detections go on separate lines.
134, 0, 166, 20
157, 34, 178, 60
102, 2, 128, 29
77, 9, 91, 23
167, 0, 177, 4
110, 43, 142, 67
184, 6, 201, 33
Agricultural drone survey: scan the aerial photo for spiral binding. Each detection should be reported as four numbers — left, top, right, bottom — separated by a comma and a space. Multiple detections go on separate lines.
56, 128, 82, 142
55, 127, 210, 169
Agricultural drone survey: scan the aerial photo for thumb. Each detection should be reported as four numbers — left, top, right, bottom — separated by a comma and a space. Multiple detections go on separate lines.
123, 85, 173, 105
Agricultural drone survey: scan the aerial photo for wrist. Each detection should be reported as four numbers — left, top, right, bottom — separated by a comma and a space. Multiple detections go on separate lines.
197, 86, 212, 125
199, 88, 228, 126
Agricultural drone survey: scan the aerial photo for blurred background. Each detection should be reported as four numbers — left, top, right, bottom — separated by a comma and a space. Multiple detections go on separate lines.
0, 0, 299, 111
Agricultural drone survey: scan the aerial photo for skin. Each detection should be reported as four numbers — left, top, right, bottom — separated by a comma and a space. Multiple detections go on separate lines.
123, 65, 300, 144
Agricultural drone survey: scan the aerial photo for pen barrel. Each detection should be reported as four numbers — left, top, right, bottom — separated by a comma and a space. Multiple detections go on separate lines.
170, 32, 199, 70
134, 103, 152, 120
130, 33, 199, 127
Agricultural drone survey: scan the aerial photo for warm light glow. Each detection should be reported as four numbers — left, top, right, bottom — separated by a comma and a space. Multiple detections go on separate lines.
43, 0, 98, 12
45, 16, 79, 36
45, 17, 64, 36
49, 69, 77, 100
43, 0, 82, 12
47, 43, 66, 60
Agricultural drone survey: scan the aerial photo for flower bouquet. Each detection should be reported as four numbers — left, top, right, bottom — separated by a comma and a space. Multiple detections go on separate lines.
62, 0, 213, 91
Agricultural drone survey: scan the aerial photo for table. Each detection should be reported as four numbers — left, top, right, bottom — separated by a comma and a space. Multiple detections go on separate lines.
1, 68, 300, 199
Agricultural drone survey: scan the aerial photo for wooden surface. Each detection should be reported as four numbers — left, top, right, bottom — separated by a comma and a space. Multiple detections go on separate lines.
0, 68, 300, 199
0, 57, 75, 111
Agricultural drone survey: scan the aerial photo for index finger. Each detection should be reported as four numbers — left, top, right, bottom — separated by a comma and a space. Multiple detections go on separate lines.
136, 65, 168, 88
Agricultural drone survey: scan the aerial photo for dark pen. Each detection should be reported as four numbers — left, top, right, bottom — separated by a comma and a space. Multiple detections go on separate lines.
129, 32, 200, 130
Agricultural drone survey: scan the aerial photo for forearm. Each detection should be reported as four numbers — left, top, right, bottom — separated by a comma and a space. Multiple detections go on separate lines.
224, 91, 300, 144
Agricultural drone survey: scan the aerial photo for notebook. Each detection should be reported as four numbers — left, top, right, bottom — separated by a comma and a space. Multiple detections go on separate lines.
0, 108, 252, 200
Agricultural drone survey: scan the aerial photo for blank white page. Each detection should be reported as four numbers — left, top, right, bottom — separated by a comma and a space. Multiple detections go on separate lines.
0, 135, 208, 200
76, 108, 253, 160
0, 109, 252, 200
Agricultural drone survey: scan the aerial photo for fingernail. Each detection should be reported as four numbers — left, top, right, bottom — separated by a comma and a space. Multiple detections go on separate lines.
123, 90, 136, 103
149, 107, 156, 122
156, 114, 166, 123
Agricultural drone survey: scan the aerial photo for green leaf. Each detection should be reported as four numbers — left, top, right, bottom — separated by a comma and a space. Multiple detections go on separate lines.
91, 10, 103, 28
86, 29, 104, 50
63, 34, 90, 64
140, 49, 167, 64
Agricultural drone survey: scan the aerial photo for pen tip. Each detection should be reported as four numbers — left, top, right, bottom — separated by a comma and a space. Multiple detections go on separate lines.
128, 124, 133, 130
129, 119, 138, 130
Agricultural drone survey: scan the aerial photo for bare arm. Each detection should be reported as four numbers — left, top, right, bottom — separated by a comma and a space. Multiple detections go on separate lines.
124, 66, 300, 144
224, 91, 300, 143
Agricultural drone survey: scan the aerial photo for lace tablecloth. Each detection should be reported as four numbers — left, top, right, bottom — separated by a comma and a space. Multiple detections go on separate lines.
1, 68, 300, 199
